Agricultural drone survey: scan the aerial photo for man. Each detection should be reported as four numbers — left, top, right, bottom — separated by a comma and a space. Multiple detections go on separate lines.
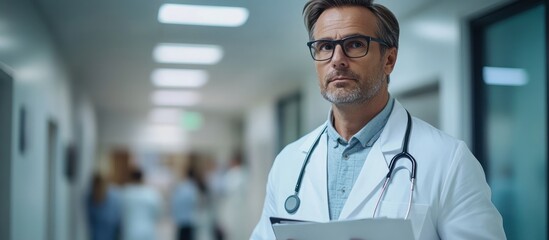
251, 0, 506, 239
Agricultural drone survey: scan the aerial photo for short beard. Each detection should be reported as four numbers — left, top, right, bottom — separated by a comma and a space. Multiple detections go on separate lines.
321, 86, 365, 104
320, 69, 384, 105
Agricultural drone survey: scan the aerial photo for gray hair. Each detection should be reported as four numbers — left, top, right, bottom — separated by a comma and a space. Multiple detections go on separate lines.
303, 0, 400, 53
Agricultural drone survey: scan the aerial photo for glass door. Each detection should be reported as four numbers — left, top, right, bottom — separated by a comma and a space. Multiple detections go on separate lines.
0, 66, 13, 240
471, 1, 547, 239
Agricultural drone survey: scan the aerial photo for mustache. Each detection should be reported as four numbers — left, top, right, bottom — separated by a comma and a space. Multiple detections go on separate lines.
324, 70, 361, 84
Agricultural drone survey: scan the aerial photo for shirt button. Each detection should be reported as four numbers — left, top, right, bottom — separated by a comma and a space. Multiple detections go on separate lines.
343, 154, 349, 160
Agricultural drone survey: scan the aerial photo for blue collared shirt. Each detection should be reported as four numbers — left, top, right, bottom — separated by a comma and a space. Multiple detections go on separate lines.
326, 97, 394, 220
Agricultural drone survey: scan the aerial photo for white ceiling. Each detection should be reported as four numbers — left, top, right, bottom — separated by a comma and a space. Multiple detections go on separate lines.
32, 0, 435, 120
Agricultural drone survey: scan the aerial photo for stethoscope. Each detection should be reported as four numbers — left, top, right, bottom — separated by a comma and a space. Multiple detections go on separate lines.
285, 111, 417, 220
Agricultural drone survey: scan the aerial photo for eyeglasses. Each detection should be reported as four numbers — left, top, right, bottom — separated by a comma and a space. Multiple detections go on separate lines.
306, 35, 388, 61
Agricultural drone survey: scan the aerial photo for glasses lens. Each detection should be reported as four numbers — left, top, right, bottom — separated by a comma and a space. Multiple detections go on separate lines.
343, 37, 369, 58
308, 36, 371, 61
310, 40, 335, 61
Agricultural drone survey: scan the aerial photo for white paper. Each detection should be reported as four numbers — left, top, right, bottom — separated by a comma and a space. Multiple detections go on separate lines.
272, 218, 415, 240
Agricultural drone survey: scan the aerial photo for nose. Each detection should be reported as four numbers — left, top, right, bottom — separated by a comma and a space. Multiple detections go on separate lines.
331, 44, 349, 69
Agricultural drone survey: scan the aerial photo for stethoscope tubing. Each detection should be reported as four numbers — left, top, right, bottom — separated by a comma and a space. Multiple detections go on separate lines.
373, 111, 417, 219
293, 125, 327, 194
285, 110, 417, 220
285, 125, 328, 214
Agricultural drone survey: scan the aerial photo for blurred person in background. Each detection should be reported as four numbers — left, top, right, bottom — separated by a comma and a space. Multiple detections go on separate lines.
171, 153, 201, 240
251, 0, 505, 239
183, 153, 226, 240
87, 172, 122, 240
202, 155, 227, 240
217, 151, 248, 240
121, 168, 163, 240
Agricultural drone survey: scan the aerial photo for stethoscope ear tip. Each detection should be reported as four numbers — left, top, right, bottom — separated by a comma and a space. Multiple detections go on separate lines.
285, 194, 301, 214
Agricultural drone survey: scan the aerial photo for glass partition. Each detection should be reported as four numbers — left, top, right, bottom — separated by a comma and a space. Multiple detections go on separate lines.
472, 2, 547, 239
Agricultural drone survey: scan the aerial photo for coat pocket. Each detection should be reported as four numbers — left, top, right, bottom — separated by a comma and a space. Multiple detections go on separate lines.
377, 201, 431, 239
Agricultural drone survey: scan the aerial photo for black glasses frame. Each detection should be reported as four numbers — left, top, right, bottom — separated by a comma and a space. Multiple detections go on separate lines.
306, 35, 388, 61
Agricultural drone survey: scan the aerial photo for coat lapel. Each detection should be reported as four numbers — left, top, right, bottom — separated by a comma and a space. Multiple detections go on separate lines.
297, 123, 330, 221
338, 142, 388, 219
338, 101, 408, 219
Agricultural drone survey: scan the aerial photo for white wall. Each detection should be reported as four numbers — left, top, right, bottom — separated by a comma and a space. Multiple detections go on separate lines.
0, 0, 95, 239
301, 74, 331, 134
243, 98, 278, 236
71, 94, 97, 240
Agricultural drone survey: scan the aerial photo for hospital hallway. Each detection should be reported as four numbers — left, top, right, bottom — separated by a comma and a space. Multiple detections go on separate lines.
0, 0, 547, 239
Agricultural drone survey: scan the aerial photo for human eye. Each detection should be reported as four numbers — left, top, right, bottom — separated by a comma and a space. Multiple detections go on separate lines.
315, 41, 335, 52
345, 38, 367, 49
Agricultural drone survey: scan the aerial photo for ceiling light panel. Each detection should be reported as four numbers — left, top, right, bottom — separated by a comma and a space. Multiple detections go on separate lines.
152, 69, 208, 88
138, 124, 186, 147
158, 4, 249, 27
148, 108, 183, 124
152, 90, 201, 106
153, 43, 223, 65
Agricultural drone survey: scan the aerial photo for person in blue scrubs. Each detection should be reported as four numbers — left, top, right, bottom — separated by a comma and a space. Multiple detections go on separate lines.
87, 173, 122, 240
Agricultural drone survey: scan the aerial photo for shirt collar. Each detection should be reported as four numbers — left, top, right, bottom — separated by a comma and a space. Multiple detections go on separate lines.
326, 96, 395, 148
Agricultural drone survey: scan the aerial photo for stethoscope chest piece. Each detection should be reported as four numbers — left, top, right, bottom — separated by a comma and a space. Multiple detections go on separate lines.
285, 194, 300, 214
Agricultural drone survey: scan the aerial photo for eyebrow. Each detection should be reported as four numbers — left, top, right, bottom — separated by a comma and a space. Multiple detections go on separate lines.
313, 34, 366, 41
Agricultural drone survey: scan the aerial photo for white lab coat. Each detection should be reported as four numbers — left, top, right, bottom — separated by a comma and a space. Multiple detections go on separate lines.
121, 184, 162, 240
251, 101, 505, 240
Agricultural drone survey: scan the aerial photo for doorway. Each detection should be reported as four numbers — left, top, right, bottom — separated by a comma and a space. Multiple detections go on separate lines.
46, 120, 59, 240
0, 66, 13, 240
277, 92, 302, 152
471, 1, 547, 239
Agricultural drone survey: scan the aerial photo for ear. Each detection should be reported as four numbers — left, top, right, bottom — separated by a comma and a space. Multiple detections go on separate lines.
383, 47, 398, 75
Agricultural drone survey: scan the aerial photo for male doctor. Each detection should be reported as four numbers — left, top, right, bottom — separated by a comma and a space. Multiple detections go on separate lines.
251, 0, 506, 239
